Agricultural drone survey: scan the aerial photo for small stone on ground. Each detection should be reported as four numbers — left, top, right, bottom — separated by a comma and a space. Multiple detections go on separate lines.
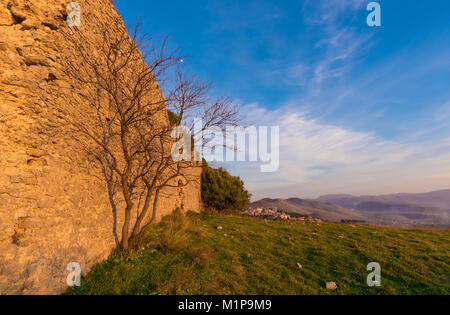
326, 282, 338, 290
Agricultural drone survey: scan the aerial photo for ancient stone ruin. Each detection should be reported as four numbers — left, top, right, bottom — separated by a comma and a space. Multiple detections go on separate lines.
0, 0, 201, 294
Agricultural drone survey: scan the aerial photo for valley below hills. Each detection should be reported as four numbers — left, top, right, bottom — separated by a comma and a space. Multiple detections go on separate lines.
250, 190, 450, 227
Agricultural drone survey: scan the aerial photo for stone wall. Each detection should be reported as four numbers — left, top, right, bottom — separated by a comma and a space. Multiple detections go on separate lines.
0, 0, 202, 294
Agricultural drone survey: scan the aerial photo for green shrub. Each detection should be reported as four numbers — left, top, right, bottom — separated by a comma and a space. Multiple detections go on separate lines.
167, 110, 179, 126
201, 166, 251, 212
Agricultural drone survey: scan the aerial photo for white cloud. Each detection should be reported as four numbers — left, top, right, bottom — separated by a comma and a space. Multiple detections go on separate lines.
302, 0, 366, 25
300, 1, 374, 90
435, 101, 450, 122
287, 64, 310, 86
232, 103, 450, 200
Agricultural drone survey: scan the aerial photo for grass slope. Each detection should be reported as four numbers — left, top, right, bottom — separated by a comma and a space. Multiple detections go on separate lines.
65, 213, 450, 295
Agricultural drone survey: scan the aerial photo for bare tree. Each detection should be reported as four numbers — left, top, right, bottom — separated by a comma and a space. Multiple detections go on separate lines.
38, 15, 239, 251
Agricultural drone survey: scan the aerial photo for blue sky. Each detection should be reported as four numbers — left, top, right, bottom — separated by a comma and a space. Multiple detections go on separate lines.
116, 0, 450, 199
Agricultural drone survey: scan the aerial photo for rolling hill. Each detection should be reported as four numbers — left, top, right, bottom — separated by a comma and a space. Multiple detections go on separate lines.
316, 190, 450, 227
250, 190, 450, 227
249, 198, 367, 223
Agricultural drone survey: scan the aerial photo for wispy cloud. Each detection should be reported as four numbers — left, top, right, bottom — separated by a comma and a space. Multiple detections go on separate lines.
205, 0, 283, 33
435, 101, 450, 122
299, 1, 374, 93
235, 103, 450, 200
302, 0, 366, 25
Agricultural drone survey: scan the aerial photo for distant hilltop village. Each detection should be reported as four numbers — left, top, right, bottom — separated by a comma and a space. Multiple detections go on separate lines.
245, 207, 323, 223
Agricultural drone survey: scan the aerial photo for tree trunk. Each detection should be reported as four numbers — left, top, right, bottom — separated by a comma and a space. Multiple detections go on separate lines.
141, 188, 162, 232
108, 186, 120, 248
150, 188, 161, 224
130, 188, 153, 239
121, 204, 132, 251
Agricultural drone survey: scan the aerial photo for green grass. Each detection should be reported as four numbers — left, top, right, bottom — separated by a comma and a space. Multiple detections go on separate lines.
65, 212, 450, 295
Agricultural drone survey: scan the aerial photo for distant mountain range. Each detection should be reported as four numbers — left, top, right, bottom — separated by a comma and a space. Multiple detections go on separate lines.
250, 190, 450, 227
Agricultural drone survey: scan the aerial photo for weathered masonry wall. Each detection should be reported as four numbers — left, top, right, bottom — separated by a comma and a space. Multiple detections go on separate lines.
0, 0, 201, 294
